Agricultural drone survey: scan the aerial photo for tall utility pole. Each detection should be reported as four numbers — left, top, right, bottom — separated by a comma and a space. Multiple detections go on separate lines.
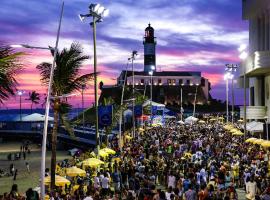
131, 50, 137, 138
225, 64, 238, 123
81, 84, 86, 132
79, 3, 109, 157
119, 59, 130, 151
193, 84, 199, 118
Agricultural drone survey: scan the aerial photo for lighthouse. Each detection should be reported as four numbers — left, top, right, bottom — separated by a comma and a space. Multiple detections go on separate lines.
143, 23, 156, 72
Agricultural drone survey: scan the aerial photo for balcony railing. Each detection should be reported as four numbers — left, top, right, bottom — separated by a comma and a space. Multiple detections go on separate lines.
240, 106, 267, 120
239, 51, 270, 77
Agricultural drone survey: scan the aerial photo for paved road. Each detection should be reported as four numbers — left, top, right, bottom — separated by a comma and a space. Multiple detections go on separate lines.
236, 188, 246, 200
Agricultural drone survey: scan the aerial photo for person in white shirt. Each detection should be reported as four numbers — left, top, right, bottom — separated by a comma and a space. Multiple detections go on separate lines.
94, 172, 101, 189
246, 176, 257, 200
101, 173, 110, 197
167, 173, 176, 189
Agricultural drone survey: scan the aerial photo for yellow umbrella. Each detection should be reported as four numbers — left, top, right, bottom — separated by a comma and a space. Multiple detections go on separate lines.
98, 149, 109, 158
230, 128, 239, 133
44, 175, 70, 187
81, 158, 104, 168
261, 141, 270, 147
252, 139, 265, 145
209, 118, 217, 121
245, 137, 257, 143
232, 131, 244, 136
66, 166, 86, 177
101, 147, 116, 155
218, 117, 224, 120
198, 120, 206, 124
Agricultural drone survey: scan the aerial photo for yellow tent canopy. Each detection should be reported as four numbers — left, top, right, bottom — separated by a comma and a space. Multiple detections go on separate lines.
245, 137, 257, 143
238, 119, 244, 122
80, 158, 104, 168
44, 175, 70, 187
261, 141, 270, 147
66, 166, 86, 177
101, 147, 116, 155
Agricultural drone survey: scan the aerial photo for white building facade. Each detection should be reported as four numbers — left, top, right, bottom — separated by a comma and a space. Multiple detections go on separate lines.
240, 0, 270, 119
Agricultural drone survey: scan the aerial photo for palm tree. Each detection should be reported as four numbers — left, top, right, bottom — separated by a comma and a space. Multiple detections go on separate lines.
36, 42, 94, 189
0, 45, 23, 103
26, 91, 40, 113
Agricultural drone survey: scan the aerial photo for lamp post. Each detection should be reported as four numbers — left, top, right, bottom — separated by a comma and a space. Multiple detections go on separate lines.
79, 3, 109, 157
131, 50, 138, 138
81, 84, 86, 132
149, 70, 153, 125
119, 59, 130, 151
224, 72, 233, 124
264, 116, 269, 140
11, 3, 63, 197
192, 83, 199, 118
239, 44, 248, 139
17, 90, 25, 122
225, 64, 238, 123
180, 83, 184, 121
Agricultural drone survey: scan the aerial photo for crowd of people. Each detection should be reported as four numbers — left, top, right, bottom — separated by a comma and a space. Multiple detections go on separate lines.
1, 119, 270, 200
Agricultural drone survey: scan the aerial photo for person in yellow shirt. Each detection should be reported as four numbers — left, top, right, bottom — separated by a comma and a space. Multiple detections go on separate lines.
232, 163, 239, 188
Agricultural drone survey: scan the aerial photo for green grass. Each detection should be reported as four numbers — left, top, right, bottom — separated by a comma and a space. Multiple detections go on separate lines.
0, 142, 71, 195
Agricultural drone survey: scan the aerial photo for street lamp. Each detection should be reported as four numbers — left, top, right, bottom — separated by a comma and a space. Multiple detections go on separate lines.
225, 64, 239, 124
12, 2, 64, 198
264, 116, 269, 140
79, 3, 109, 157
119, 59, 131, 151
192, 83, 200, 117
239, 44, 248, 139
224, 72, 233, 124
180, 83, 184, 121
81, 84, 86, 133
149, 70, 153, 125
17, 90, 25, 122
130, 50, 138, 138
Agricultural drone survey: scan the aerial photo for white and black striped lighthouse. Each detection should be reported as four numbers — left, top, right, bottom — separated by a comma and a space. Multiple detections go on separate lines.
143, 23, 156, 72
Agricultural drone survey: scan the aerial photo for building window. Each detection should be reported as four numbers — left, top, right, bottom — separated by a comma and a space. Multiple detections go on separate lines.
179, 79, 183, 85
141, 79, 144, 84
167, 79, 171, 85
172, 79, 176, 85
186, 79, 190, 85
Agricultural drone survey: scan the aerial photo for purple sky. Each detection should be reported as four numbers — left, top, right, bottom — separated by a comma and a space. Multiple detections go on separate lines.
0, 0, 248, 109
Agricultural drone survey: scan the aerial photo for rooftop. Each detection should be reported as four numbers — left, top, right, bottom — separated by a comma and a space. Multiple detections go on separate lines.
122, 71, 201, 77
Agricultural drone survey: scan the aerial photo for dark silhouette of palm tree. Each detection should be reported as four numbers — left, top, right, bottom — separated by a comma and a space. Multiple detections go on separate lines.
25, 91, 40, 113
0, 45, 23, 103
36, 42, 94, 189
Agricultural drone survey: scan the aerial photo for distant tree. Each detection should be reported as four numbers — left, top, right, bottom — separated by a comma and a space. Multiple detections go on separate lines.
25, 91, 40, 113
0, 45, 23, 103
